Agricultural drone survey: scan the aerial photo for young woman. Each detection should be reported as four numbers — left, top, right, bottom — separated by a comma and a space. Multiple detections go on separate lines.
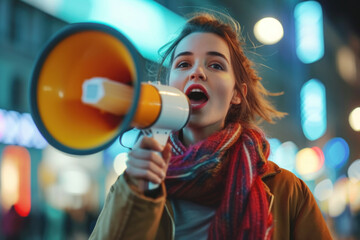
90, 13, 332, 240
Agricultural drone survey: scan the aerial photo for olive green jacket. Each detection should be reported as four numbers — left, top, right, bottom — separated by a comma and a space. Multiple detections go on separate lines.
89, 161, 333, 239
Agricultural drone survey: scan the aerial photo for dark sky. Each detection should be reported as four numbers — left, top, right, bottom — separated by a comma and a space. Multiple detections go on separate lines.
317, 0, 359, 37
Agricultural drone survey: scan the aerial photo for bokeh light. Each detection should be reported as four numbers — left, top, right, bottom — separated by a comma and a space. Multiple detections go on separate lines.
21, 0, 62, 16
103, 137, 129, 170
267, 138, 281, 161
347, 180, 360, 213
59, 168, 91, 195
1, 146, 31, 217
336, 46, 357, 84
314, 178, 333, 201
323, 137, 350, 169
17, 113, 36, 147
312, 146, 325, 167
39, 145, 101, 210
328, 177, 348, 217
1, 156, 20, 211
2, 111, 20, 145
300, 79, 327, 141
113, 152, 128, 175
253, 17, 284, 45
0, 108, 48, 149
272, 141, 298, 172
295, 147, 324, 180
0, 109, 5, 140
348, 159, 360, 182
294, 1, 324, 64
349, 107, 360, 131
23, 0, 186, 62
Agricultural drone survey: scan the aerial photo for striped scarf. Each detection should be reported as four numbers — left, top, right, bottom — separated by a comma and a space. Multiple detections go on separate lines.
165, 123, 273, 240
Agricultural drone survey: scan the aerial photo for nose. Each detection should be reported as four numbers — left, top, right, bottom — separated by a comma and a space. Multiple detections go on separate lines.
189, 65, 206, 81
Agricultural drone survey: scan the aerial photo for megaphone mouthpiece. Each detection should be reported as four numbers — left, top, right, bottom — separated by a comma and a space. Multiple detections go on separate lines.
82, 77, 133, 115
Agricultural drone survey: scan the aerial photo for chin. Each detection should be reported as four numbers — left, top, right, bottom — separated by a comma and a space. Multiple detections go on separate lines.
186, 115, 224, 130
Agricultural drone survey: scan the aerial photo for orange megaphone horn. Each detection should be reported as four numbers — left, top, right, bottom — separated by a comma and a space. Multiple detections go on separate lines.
30, 22, 190, 155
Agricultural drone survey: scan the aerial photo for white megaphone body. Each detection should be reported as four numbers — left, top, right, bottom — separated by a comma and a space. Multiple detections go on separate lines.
30, 22, 190, 189
81, 77, 190, 147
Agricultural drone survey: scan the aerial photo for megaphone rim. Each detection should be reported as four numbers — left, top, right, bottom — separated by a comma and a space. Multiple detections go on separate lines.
30, 22, 143, 155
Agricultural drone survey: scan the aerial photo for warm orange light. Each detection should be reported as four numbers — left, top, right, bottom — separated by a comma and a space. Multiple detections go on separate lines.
1, 146, 31, 217
296, 147, 324, 180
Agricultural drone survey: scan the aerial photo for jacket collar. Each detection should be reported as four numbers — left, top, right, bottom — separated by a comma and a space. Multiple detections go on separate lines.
262, 160, 282, 179
261, 161, 281, 214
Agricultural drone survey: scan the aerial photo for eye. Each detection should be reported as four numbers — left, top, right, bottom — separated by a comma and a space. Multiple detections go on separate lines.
209, 63, 224, 70
176, 61, 191, 68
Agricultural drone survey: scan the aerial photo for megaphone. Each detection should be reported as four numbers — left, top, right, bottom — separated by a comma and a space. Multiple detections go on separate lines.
30, 22, 190, 156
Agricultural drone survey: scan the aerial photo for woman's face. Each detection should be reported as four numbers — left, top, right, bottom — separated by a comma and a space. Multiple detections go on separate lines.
169, 32, 241, 130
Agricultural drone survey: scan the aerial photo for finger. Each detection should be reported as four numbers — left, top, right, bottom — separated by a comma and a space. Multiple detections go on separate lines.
135, 135, 164, 152
128, 148, 166, 168
126, 157, 166, 179
125, 166, 162, 184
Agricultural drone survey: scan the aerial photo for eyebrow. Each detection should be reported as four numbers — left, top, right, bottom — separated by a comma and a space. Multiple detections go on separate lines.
173, 51, 229, 64
207, 51, 229, 64
173, 51, 192, 60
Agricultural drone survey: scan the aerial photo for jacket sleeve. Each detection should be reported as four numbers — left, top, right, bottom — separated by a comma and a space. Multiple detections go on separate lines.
89, 174, 167, 240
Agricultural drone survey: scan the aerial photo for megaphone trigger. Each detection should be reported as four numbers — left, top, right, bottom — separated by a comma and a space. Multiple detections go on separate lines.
141, 127, 172, 190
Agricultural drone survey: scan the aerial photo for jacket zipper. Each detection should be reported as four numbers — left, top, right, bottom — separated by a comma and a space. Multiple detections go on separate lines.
164, 203, 175, 240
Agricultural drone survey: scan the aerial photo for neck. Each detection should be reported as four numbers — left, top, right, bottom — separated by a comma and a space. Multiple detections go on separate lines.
181, 122, 225, 147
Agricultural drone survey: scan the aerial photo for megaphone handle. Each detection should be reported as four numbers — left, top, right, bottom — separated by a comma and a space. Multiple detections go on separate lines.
142, 128, 171, 190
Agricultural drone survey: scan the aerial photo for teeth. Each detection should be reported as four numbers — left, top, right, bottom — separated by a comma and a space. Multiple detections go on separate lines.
190, 89, 203, 93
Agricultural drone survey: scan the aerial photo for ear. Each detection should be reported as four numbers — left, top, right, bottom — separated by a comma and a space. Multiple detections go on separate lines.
231, 83, 247, 105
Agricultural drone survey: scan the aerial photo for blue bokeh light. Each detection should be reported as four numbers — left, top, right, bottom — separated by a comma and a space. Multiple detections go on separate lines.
323, 137, 350, 169
294, 1, 324, 64
22, 0, 185, 62
300, 79, 327, 141
0, 109, 47, 149
272, 141, 298, 173
267, 138, 281, 161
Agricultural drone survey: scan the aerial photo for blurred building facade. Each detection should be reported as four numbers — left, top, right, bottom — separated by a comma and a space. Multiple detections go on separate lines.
0, 0, 66, 113
0, 1, 101, 239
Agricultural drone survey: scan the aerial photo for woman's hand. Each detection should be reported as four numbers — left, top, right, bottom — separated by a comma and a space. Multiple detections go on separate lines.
125, 135, 172, 193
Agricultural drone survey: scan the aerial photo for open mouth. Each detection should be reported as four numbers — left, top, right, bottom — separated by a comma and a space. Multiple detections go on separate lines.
185, 84, 209, 110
